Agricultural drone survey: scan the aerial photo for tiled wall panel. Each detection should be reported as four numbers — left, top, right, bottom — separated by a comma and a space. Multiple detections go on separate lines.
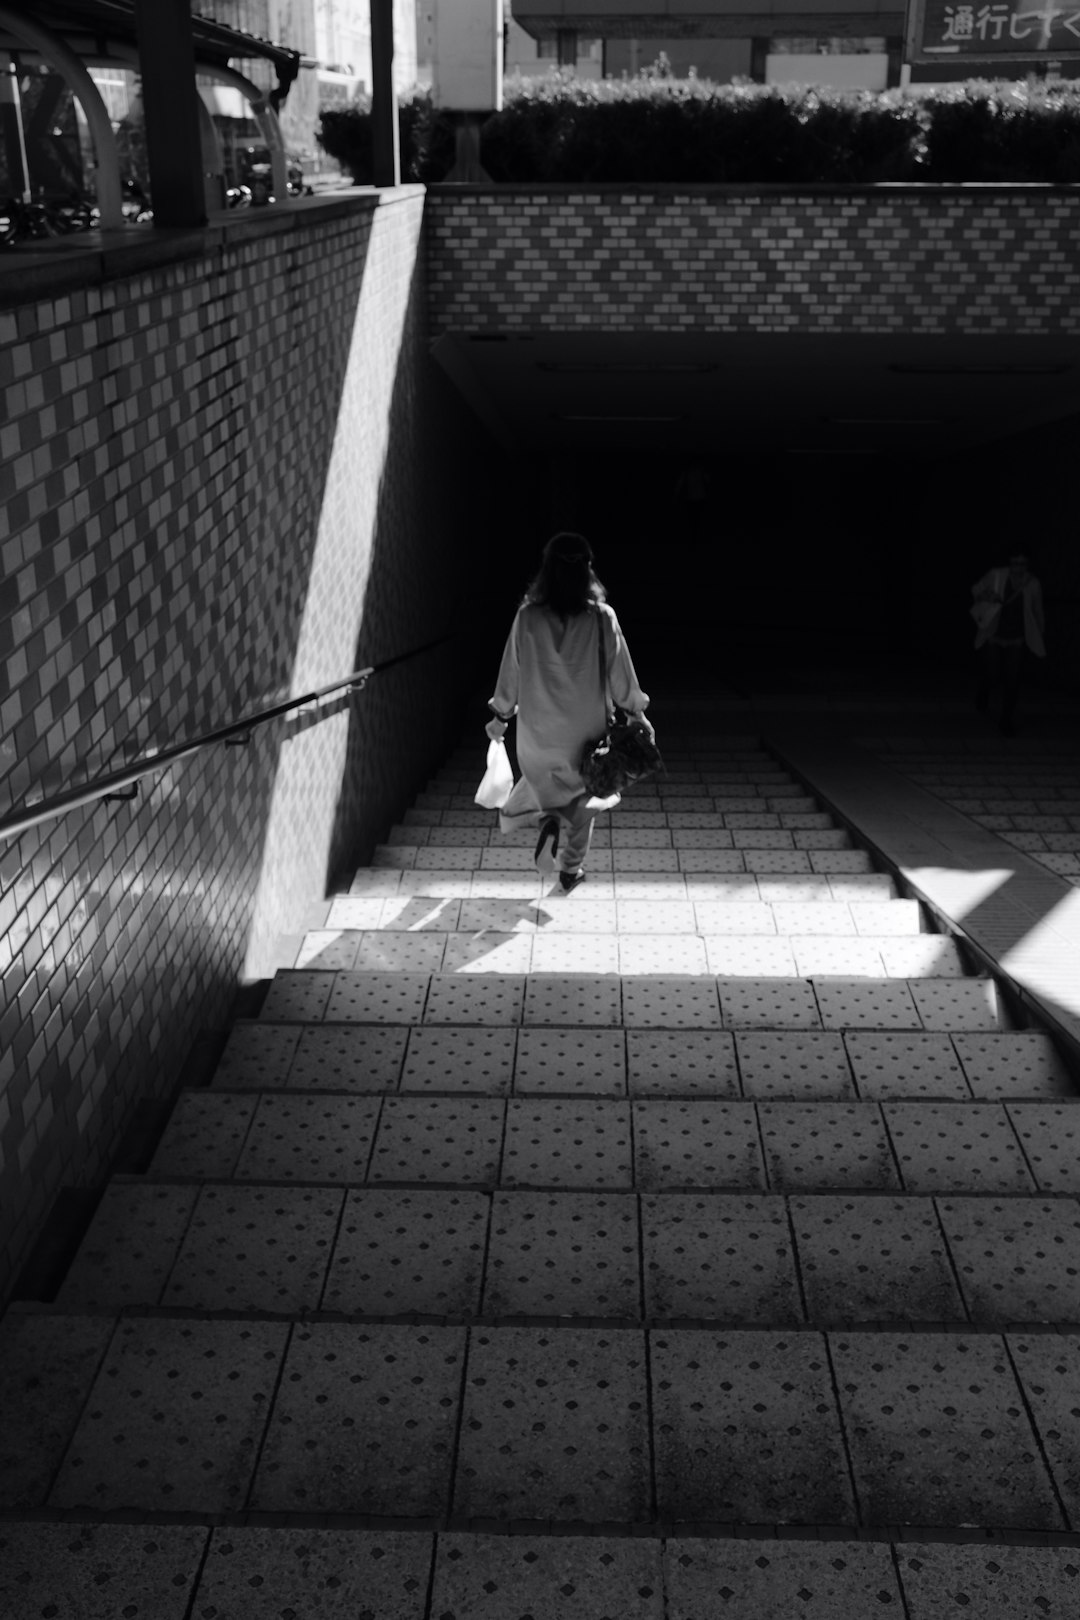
0, 191, 484, 1304
426, 187, 1080, 334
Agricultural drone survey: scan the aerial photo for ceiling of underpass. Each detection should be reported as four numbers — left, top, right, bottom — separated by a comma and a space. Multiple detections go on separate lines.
430, 331, 1080, 459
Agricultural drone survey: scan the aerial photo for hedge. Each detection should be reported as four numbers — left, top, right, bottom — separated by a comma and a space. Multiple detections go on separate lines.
317, 76, 1080, 184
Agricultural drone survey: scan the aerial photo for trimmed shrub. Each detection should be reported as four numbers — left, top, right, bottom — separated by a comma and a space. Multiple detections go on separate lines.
317, 76, 1080, 185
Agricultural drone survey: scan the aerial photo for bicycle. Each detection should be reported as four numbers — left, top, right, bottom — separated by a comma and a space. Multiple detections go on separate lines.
0, 193, 93, 247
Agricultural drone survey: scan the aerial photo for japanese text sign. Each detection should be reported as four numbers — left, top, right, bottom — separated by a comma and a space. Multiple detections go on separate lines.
907, 0, 1080, 60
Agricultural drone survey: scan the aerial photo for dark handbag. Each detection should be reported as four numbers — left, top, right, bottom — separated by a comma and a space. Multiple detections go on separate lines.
580, 609, 662, 796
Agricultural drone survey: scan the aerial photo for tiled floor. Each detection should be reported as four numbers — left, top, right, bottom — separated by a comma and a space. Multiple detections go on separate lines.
4, 733, 1080, 1617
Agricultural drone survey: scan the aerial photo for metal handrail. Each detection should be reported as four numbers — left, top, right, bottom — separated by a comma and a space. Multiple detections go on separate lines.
0, 633, 457, 844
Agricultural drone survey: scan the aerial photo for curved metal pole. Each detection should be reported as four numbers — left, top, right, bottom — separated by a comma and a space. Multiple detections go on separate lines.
199, 61, 290, 204
0, 5, 123, 227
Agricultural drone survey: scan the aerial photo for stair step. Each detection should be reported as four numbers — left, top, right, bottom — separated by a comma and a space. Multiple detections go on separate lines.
256, 971, 1000, 1028
2, 1312, 1077, 1533
55, 1181, 1080, 1329
214, 1023, 1071, 1100
139, 1091, 1077, 1195
345, 871, 899, 903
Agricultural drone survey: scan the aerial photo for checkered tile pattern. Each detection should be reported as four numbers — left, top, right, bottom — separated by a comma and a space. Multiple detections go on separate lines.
426, 190, 1080, 335
0, 193, 477, 1303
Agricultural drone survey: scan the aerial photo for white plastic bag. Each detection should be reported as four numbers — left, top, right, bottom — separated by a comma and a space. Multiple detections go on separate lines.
475, 739, 514, 810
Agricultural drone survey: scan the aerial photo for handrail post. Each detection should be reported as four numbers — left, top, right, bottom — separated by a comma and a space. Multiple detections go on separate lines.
133, 0, 206, 227
370, 0, 400, 187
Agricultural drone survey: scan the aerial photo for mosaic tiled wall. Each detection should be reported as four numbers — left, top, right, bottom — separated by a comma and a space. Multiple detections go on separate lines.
426, 187, 1080, 334
0, 191, 490, 1304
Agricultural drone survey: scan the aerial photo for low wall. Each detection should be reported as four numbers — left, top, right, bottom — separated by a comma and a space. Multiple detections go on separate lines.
0, 191, 489, 1303
426, 184, 1080, 335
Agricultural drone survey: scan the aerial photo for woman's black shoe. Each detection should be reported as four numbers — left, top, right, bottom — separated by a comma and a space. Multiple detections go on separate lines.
559, 870, 586, 893
534, 817, 559, 873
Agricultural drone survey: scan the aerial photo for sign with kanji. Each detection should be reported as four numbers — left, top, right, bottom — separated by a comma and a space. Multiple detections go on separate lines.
907, 0, 1080, 60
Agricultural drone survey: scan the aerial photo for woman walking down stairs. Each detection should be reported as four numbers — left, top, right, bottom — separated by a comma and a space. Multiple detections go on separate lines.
3, 736, 1080, 1616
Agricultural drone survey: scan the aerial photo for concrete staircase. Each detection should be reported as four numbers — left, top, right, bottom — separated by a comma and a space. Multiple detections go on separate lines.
4, 736, 1080, 1616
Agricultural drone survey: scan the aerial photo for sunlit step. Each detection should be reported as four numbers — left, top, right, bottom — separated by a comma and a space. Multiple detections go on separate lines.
292, 931, 959, 977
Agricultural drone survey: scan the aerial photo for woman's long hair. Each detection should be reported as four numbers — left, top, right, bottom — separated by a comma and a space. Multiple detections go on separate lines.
523, 532, 607, 618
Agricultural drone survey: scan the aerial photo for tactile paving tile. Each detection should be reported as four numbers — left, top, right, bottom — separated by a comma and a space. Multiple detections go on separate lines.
417, 846, 479, 869
626, 1030, 739, 1096
502, 1099, 633, 1188
849, 900, 922, 936
0, 1314, 115, 1509
260, 970, 335, 1022
651, 1328, 854, 1524
772, 902, 854, 936
679, 849, 751, 873
1008, 1334, 1080, 1527
736, 1031, 854, 1099
938, 1197, 1080, 1324
531, 933, 621, 975
530, 899, 617, 933
514, 1027, 627, 1095
402, 1028, 516, 1093
620, 936, 710, 975
613, 875, 690, 900
433, 1533, 663, 1620
325, 972, 431, 1024
149, 1093, 257, 1179
369, 1098, 505, 1184
897, 1540, 1080, 1620
214, 1023, 301, 1088
354, 931, 447, 973
670, 828, 736, 848
194, 1527, 432, 1620
718, 978, 821, 1029
617, 900, 697, 932
828, 874, 897, 902
398, 871, 473, 897
831, 1331, 1061, 1530
458, 899, 537, 933
482, 1191, 640, 1317
1006, 1105, 1080, 1192
322, 1189, 488, 1315
424, 974, 526, 1025
342, 872, 403, 900
234, 1095, 381, 1182
57, 1183, 197, 1309
294, 930, 362, 970
705, 938, 799, 976
953, 1033, 1075, 1100
621, 976, 721, 1028
809, 850, 872, 873
665, 1538, 903, 1619
908, 978, 1002, 1031
877, 937, 967, 978
884, 1102, 1034, 1194
288, 1025, 409, 1092
757, 876, 832, 902
686, 877, 763, 904
250, 1323, 465, 1515
792, 1195, 963, 1324
794, 940, 886, 977
443, 932, 536, 973
0, 1522, 208, 1620
524, 974, 623, 1026
469, 873, 545, 900
50, 1318, 287, 1514
453, 1325, 650, 1521
814, 979, 922, 1030
844, 1033, 970, 1100
743, 850, 813, 875
614, 848, 680, 871
759, 1102, 898, 1192
642, 1193, 799, 1324
634, 1101, 765, 1191
379, 895, 463, 931
690, 902, 777, 934
161, 1185, 343, 1312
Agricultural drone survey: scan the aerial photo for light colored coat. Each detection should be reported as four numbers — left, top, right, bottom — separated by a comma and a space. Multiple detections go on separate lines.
971, 568, 1046, 657
490, 600, 649, 818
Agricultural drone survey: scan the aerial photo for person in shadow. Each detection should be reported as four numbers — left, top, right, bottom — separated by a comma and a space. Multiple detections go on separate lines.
971, 551, 1046, 737
485, 532, 653, 892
